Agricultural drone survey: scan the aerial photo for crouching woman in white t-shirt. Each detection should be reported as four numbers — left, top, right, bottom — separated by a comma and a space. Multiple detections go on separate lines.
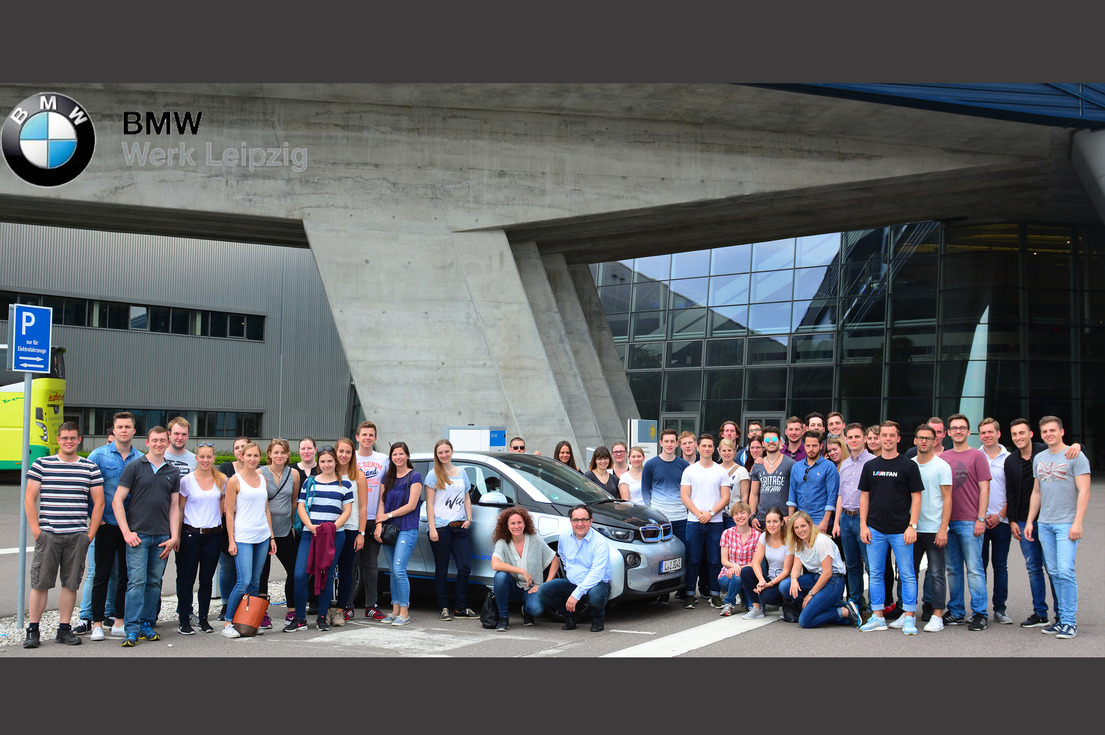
779, 511, 861, 629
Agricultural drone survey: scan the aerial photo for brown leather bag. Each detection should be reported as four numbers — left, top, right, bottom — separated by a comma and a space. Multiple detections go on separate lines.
232, 593, 270, 637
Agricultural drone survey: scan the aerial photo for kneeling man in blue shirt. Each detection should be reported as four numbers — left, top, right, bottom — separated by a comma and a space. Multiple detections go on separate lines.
539, 505, 612, 632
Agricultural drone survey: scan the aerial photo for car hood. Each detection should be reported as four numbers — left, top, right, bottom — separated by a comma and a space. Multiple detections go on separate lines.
549, 500, 671, 531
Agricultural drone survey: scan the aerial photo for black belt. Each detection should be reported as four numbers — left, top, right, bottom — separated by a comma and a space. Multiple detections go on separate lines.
842, 509, 860, 516
184, 523, 222, 534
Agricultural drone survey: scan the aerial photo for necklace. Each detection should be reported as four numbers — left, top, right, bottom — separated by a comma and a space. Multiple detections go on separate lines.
763, 453, 782, 472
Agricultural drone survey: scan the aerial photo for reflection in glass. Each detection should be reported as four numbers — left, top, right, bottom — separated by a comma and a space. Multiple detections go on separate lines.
705, 370, 742, 400
746, 368, 787, 396
750, 270, 793, 304
628, 343, 664, 370
748, 302, 791, 334
793, 266, 832, 301
796, 233, 840, 268
669, 278, 709, 309
631, 311, 667, 340
710, 244, 752, 275
747, 337, 788, 365
633, 282, 665, 311
671, 308, 707, 338
671, 250, 711, 279
792, 335, 833, 363
790, 367, 833, 398
664, 371, 702, 401
752, 238, 795, 271
792, 299, 836, 332
667, 340, 703, 368
708, 273, 750, 306
709, 306, 748, 336
706, 338, 744, 367
600, 284, 631, 313
634, 254, 670, 282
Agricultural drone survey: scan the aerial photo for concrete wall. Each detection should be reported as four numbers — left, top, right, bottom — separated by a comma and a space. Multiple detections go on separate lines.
1, 83, 1095, 453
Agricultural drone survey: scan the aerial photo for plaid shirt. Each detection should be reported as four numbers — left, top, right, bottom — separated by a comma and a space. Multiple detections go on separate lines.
720, 526, 761, 570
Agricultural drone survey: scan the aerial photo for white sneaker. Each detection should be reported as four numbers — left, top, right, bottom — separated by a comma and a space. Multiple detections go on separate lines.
923, 616, 944, 632
743, 607, 765, 620
110, 625, 126, 638
889, 616, 906, 629
221, 625, 240, 638
90, 627, 105, 641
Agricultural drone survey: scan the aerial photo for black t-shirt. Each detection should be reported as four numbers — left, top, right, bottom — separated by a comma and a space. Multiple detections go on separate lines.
858, 454, 923, 534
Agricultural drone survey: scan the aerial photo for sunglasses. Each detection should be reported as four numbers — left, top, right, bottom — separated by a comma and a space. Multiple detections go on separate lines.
320, 446, 335, 453
762, 438, 779, 444
197, 442, 215, 448
511, 445, 525, 450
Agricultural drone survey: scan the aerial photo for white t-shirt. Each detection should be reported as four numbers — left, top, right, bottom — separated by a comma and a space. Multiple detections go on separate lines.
913, 455, 953, 534
179, 473, 223, 529
680, 462, 732, 523
759, 534, 789, 579
621, 473, 643, 504
794, 533, 846, 575
425, 469, 469, 527
356, 451, 388, 521
340, 473, 360, 532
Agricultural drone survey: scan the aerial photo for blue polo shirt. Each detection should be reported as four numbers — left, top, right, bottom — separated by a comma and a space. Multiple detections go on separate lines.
787, 455, 840, 524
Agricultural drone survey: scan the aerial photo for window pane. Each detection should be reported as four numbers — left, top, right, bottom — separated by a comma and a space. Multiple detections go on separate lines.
840, 327, 883, 364
670, 250, 711, 279
669, 278, 709, 309
62, 299, 87, 327
790, 366, 833, 398
209, 312, 228, 338
752, 238, 795, 271
633, 282, 665, 311
891, 291, 937, 324
171, 308, 190, 335
628, 372, 662, 404
607, 314, 629, 340
888, 326, 936, 362
104, 303, 128, 330
246, 315, 264, 341
705, 338, 744, 367
792, 334, 834, 363
793, 266, 833, 301
748, 302, 791, 335
792, 299, 836, 332
149, 306, 170, 333
795, 233, 839, 268
667, 340, 702, 369
709, 306, 748, 336
228, 314, 246, 339
711, 244, 751, 275
663, 371, 702, 401
600, 284, 631, 313
634, 255, 670, 282
746, 368, 786, 396
705, 370, 742, 400
750, 270, 793, 304
887, 363, 933, 398
747, 337, 788, 365
670, 308, 707, 338
631, 311, 667, 341
841, 292, 885, 325
709, 273, 750, 307
628, 343, 663, 370
839, 363, 882, 399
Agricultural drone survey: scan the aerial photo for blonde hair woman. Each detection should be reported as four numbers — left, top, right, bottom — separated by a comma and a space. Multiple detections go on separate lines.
779, 511, 859, 628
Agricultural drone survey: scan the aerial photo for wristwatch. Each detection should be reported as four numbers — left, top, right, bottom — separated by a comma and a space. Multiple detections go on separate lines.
976, 516, 985, 523
909, 523, 917, 530
359, 531, 366, 536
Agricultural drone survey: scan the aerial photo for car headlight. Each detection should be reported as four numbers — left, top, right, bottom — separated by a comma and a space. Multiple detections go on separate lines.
593, 524, 632, 542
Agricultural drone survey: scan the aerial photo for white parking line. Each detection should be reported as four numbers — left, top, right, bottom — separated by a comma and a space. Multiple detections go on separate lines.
602, 614, 777, 657
0, 547, 34, 556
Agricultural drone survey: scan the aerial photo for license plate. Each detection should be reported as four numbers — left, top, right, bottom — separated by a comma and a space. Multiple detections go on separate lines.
660, 558, 682, 574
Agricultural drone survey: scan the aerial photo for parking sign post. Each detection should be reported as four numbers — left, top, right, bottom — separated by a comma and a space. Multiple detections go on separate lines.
8, 304, 53, 633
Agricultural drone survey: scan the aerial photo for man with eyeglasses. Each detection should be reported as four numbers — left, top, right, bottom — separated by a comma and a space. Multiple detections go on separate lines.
910, 423, 953, 632
749, 427, 794, 531
787, 430, 839, 534
538, 505, 611, 632
905, 417, 949, 459
737, 421, 763, 466
941, 414, 992, 631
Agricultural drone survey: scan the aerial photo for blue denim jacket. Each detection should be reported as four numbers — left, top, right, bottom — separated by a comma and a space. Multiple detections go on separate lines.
88, 443, 144, 526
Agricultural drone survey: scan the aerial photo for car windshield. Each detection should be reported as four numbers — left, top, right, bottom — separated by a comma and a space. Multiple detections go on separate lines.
498, 455, 612, 505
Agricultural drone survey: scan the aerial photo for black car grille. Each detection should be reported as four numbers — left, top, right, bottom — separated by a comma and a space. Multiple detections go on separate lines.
639, 523, 673, 542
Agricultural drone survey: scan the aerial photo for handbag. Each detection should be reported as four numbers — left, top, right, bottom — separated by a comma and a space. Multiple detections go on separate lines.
379, 521, 400, 545
231, 593, 270, 637
292, 476, 315, 534
480, 588, 499, 629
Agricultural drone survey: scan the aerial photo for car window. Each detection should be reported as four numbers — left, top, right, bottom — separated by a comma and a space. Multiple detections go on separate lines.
457, 462, 518, 505
500, 457, 612, 505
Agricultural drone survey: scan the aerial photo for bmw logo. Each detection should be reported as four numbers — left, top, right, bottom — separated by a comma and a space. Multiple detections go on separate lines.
3, 93, 95, 186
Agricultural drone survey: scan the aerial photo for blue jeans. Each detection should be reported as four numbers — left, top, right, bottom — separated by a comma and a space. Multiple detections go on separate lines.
493, 571, 546, 620
123, 533, 170, 638
538, 578, 611, 622
982, 522, 1012, 615
335, 529, 358, 610
838, 512, 870, 610
1012, 521, 1059, 619
945, 520, 987, 618
293, 529, 346, 616
219, 551, 236, 609
175, 529, 222, 621
779, 573, 848, 628
1038, 523, 1078, 626
381, 528, 418, 608
866, 527, 917, 613
719, 569, 752, 606
431, 525, 472, 611
685, 521, 723, 596
226, 540, 270, 620
740, 565, 785, 608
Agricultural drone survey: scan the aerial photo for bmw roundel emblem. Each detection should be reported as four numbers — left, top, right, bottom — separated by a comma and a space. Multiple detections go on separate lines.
3, 93, 95, 186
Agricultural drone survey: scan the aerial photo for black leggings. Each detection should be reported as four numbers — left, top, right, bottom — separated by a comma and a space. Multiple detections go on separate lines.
258, 531, 299, 610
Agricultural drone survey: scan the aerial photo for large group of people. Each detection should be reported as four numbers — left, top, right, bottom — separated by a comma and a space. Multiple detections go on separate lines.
19, 409, 1091, 649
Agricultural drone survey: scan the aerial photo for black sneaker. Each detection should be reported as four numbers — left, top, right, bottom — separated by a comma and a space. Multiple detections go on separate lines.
496, 619, 509, 632
72, 620, 93, 636
522, 612, 536, 626
283, 618, 307, 633
1021, 613, 1050, 628
942, 611, 965, 626
453, 608, 479, 619
198, 617, 214, 634
22, 627, 40, 649
968, 613, 988, 631
683, 596, 696, 609
316, 615, 330, 631
55, 628, 82, 646
920, 602, 933, 622
177, 622, 196, 635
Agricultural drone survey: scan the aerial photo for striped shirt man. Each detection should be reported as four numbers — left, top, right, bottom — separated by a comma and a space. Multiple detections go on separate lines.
26, 456, 104, 533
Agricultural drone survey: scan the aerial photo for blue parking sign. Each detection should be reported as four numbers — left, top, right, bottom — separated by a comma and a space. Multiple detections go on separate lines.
7, 304, 53, 373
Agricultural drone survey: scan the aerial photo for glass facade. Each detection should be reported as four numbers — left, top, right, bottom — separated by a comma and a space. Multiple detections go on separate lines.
592, 221, 1105, 469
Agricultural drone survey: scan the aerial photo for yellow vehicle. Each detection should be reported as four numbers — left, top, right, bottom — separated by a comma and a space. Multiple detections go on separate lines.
0, 348, 65, 470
